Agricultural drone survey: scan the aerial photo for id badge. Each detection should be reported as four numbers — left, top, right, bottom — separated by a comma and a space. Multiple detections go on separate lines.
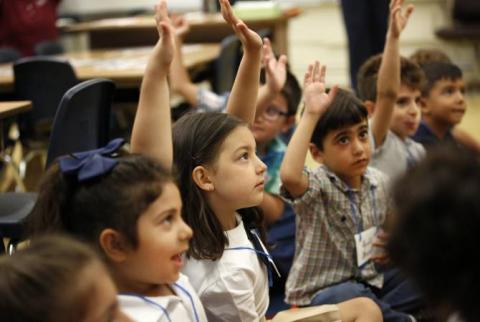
354, 226, 377, 267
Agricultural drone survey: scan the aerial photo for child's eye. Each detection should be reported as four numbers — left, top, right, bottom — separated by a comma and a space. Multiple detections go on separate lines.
337, 136, 349, 145
396, 98, 409, 107
161, 214, 174, 226
359, 130, 369, 139
443, 87, 454, 95
240, 152, 249, 160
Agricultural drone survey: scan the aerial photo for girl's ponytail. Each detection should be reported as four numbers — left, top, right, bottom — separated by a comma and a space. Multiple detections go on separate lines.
26, 164, 74, 238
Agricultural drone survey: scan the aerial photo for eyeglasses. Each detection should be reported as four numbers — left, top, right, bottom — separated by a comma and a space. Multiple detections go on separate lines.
261, 106, 289, 122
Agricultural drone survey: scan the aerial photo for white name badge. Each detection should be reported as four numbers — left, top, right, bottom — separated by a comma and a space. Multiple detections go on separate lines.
354, 226, 377, 267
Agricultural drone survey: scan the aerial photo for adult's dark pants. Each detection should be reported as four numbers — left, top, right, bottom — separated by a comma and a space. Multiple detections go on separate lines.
341, 0, 390, 90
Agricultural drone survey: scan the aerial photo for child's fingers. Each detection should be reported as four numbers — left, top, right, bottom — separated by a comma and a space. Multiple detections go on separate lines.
328, 85, 339, 102
304, 63, 314, 85
319, 65, 326, 83
404, 4, 414, 21
278, 54, 288, 66
312, 61, 321, 83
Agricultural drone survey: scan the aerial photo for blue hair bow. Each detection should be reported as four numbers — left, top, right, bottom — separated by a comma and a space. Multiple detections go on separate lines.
59, 138, 125, 182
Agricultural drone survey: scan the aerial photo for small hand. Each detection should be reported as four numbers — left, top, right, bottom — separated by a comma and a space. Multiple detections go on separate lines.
263, 38, 288, 94
389, 0, 414, 38
172, 14, 190, 39
303, 61, 337, 116
154, 0, 175, 66
371, 229, 391, 266
219, 0, 262, 52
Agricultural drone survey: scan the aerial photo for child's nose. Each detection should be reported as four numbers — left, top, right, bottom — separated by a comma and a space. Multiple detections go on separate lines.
179, 220, 193, 241
255, 155, 267, 174
352, 138, 364, 155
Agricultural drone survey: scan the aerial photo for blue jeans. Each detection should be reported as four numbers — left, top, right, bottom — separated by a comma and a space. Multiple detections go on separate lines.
310, 268, 423, 322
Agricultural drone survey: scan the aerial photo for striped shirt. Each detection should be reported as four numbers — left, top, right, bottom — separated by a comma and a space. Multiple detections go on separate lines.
281, 165, 390, 305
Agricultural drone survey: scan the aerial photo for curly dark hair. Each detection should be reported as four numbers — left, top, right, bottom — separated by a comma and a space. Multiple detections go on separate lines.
388, 147, 480, 322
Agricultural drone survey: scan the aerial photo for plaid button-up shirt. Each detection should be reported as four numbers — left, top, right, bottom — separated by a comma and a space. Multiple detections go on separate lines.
281, 165, 390, 306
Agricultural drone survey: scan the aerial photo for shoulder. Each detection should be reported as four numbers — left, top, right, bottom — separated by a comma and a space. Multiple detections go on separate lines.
365, 166, 389, 187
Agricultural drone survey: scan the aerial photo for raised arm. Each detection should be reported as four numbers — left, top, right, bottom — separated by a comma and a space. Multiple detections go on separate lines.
280, 62, 337, 197
169, 15, 199, 107
371, 0, 414, 146
130, 0, 174, 169
219, 0, 263, 125
256, 38, 288, 113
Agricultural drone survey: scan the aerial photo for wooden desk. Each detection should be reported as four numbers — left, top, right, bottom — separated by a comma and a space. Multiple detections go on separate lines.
0, 44, 220, 92
62, 9, 301, 55
0, 101, 32, 120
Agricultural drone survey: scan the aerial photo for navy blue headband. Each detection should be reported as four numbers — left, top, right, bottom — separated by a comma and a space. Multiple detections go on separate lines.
59, 138, 125, 182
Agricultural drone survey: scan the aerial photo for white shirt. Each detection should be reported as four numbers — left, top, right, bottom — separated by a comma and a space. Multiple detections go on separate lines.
183, 216, 269, 322
118, 274, 208, 322
370, 128, 425, 180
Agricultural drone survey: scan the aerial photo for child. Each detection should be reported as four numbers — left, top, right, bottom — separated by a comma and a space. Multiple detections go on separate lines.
280, 59, 420, 321
408, 50, 480, 154
412, 61, 466, 150
27, 2, 208, 322
169, 14, 289, 118
0, 235, 132, 322
356, 0, 425, 179
132, 1, 384, 321
388, 148, 480, 322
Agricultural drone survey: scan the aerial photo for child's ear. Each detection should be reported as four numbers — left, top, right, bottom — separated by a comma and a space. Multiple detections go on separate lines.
192, 165, 215, 192
99, 229, 129, 263
281, 116, 296, 133
363, 100, 375, 116
309, 143, 324, 164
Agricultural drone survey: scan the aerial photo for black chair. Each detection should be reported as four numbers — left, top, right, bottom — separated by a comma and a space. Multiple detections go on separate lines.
0, 192, 36, 254
13, 57, 78, 176
211, 34, 242, 94
46, 78, 115, 167
0, 47, 21, 64
34, 40, 65, 56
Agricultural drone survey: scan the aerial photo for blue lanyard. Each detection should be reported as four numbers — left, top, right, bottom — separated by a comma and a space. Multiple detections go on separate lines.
347, 186, 379, 236
172, 283, 201, 322
225, 246, 277, 287
405, 144, 416, 169
120, 293, 171, 322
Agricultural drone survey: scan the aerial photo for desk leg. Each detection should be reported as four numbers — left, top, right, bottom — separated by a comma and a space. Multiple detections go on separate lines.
0, 121, 26, 192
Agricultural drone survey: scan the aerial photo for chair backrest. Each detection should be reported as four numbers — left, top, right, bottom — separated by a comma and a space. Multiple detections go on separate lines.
34, 40, 65, 56
13, 57, 77, 138
46, 78, 115, 167
0, 47, 21, 63
212, 34, 242, 94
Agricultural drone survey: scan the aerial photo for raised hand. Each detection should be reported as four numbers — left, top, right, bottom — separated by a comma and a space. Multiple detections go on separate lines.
303, 61, 337, 116
389, 0, 414, 38
171, 14, 190, 39
219, 0, 262, 52
263, 38, 288, 94
154, 0, 175, 66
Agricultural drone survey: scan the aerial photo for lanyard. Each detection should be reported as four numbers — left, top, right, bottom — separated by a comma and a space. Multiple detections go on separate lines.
120, 293, 171, 322
347, 186, 378, 237
225, 246, 276, 287
172, 283, 201, 322
405, 144, 416, 169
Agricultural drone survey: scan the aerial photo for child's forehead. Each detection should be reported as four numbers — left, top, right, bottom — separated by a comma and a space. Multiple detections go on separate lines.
329, 119, 369, 136
399, 83, 421, 95
434, 77, 464, 88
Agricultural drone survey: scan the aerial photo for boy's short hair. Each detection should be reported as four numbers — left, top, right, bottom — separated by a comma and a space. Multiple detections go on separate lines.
356, 54, 425, 102
420, 62, 463, 96
260, 68, 302, 116
311, 88, 368, 150
409, 48, 451, 65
